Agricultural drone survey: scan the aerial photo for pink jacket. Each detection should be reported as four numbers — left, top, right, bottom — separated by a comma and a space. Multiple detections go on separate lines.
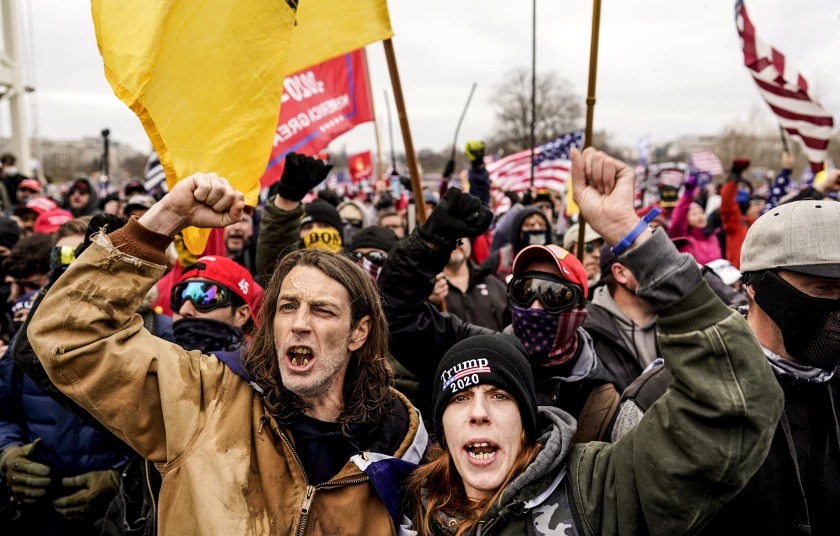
669, 186, 722, 265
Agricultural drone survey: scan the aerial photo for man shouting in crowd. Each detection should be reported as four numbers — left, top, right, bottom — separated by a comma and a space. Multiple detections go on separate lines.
27, 175, 427, 535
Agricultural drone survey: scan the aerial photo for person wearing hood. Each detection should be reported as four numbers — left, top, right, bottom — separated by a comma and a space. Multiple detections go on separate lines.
63, 178, 100, 218
582, 243, 658, 393
403, 147, 782, 536
379, 185, 617, 442
337, 199, 370, 245
480, 207, 553, 284
669, 172, 723, 265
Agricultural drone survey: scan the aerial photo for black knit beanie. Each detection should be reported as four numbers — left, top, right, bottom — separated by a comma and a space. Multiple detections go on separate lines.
0, 216, 20, 250
302, 199, 343, 240
348, 226, 398, 253
432, 334, 538, 439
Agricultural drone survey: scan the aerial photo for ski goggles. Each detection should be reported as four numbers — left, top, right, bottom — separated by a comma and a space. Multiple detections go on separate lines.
507, 273, 583, 314
171, 280, 237, 313
347, 250, 388, 267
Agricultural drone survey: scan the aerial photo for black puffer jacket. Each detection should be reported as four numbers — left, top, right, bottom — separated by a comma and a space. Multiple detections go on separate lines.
444, 260, 509, 332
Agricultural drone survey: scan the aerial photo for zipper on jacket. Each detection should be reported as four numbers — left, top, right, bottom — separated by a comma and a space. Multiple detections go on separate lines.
145, 459, 158, 536
316, 475, 370, 489
277, 426, 311, 484
296, 485, 315, 536
476, 516, 499, 536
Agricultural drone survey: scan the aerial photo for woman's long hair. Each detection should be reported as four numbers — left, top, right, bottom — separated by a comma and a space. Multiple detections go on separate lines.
406, 433, 542, 536
243, 249, 394, 435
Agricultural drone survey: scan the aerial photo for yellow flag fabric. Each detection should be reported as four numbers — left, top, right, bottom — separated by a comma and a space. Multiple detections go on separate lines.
92, 1, 297, 253
565, 177, 580, 218
285, 0, 393, 74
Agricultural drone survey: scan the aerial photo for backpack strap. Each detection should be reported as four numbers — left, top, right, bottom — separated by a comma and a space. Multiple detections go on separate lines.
572, 383, 620, 444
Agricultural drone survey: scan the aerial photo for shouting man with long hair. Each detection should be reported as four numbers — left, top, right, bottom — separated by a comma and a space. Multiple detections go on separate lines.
26, 173, 427, 535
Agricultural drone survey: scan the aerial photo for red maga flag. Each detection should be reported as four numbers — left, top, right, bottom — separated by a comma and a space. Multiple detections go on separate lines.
261, 49, 373, 188
349, 151, 373, 183
735, 1, 834, 172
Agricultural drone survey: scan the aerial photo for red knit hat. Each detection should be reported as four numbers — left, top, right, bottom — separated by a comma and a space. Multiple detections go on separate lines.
511, 244, 590, 296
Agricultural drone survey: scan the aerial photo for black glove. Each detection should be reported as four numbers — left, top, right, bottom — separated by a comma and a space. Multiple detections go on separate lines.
271, 153, 333, 202
418, 187, 493, 249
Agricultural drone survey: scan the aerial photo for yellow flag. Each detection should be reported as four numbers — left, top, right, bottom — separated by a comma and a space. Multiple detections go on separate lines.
285, 0, 393, 74
92, 1, 297, 253
565, 178, 580, 218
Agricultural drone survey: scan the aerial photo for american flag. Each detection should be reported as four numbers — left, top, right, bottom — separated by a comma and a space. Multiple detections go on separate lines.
689, 150, 723, 176
487, 130, 583, 193
736, 1, 834, 172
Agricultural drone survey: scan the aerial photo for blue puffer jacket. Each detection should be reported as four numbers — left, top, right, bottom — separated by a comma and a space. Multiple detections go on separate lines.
0, 343, 128, 481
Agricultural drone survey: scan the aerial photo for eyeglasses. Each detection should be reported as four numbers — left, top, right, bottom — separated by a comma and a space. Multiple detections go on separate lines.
70, 187, 89, 196
507, 273, 582, 314
171, 280, 234, 313
348, 250, 388, 266
49, 245, 76, 270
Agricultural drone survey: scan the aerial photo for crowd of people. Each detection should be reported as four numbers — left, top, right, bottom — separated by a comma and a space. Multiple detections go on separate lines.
0, 143, 837, 535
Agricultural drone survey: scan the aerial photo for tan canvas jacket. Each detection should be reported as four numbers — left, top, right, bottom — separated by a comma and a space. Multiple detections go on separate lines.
27, 219, 424, 535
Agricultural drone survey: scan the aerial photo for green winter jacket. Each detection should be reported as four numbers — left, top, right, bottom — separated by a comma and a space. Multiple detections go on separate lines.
255, 196, 303, 283
422, 230, 784, 536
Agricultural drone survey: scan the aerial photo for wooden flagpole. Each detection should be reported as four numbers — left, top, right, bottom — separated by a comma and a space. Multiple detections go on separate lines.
576, 0, 603, 262
383, 38, 427, 224
363, 48, 385, 181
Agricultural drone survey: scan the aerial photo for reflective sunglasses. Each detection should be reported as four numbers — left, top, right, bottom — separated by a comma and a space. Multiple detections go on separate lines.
49, 245, 76, 271
170, 280, 234, 313
507, 273, 582, 314
348, 250, 388, 267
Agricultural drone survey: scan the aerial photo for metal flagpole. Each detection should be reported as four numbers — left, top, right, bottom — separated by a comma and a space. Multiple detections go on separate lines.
444, 82, 477, 179
362, 48, 385, 181
382, 38, 427, 223
576, 0, 603, 262
530, 0, 537, 187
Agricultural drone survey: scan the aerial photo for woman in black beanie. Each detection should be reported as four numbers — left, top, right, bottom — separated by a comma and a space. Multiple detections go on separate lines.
405, 333, 578, 536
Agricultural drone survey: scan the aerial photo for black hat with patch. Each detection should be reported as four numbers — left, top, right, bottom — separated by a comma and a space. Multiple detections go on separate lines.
432, 334, 538, 439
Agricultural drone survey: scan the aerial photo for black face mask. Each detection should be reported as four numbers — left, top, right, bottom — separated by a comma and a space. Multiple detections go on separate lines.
520, 230, 549, 247
752, 271, 840, 371
173, 317, 245, 354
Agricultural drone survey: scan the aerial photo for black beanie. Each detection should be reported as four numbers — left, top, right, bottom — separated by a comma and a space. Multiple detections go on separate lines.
302, 199, 343, 240
432, 334, 538, 439
349, 226, 398, 252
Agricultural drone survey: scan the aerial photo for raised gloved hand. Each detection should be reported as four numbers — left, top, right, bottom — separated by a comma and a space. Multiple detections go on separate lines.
0, 438, 51, 503
53, 469, 120, 521
273, 152, 333, 202
683, 173, 699, 191
418, 187, 493, 249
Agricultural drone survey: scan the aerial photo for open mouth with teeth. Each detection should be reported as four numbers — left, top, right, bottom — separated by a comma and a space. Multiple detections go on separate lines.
464, 441, 499, 461
287, 346, 314, 369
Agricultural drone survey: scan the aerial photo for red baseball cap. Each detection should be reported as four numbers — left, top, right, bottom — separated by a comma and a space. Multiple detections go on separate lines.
15, 197, 58, 217
18, 179, 41, 193
34, 209, 74, 234
511, 244, 589, 296
179, 255, 263, 321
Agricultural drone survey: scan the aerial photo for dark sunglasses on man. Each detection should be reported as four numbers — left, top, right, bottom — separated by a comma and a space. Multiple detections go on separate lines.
348, 250, 388, 267
507, 272, 583, 314
171, 280, 242, 313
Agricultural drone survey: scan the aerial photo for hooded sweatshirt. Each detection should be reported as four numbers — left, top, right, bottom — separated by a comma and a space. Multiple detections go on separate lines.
480, 208, 552, 281
63, 177, 100, 217
590, 285, 658, 368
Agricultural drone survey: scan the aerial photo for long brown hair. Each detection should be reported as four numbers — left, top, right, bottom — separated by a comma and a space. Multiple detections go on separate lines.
244, 249, 394, 435
407, 433, 542, 536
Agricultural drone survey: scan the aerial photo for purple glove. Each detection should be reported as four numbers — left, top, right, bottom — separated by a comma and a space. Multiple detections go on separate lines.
684, 173, 698, 190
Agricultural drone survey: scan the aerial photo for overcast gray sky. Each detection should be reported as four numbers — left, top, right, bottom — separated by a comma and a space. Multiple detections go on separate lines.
14, 0, 840, 158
